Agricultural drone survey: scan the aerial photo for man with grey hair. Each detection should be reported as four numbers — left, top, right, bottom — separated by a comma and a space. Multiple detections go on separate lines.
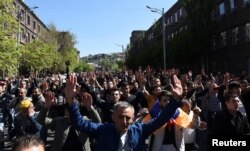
64, 75, 182, 151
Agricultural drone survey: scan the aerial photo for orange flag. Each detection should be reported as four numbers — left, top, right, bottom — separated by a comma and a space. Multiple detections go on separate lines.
172, 107, 193, 128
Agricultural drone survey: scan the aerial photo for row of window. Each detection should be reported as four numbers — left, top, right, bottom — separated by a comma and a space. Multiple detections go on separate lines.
14, 2, 41, 33
166, 7, 185, 26
212, 23, 250, 49
146, 7, 186, 41
21, 28, 36, 43
167, 25, 188, 40
147, 22, 250, 49
217, 0, 250, 17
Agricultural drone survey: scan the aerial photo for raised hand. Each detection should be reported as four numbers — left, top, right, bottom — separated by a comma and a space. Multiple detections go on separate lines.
199, 121, 207, 130
192, 106, 202, 117
136, 108, 149, 118
79, 92, 93, 110
44, 91, 55, 109
64, 75, 78, 105
135, 71, 147, 87
170, 74, 183, 97
28, 106, 35, 117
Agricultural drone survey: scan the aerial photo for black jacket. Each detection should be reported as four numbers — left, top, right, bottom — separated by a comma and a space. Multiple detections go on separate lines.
211, 109, 250, 135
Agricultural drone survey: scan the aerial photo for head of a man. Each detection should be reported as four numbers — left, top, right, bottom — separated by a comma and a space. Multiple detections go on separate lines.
158, 90, 172, 109
180, 99, 192, 115
19, 80, 27, 89
19, 100, 35, 117
150, 85, 162, 97
0, 81, 5, 94
224, 93, 240, 115
107, 80, 114, 89
32, 87, 42, 99
240, 80, 248, 89
110, 88, 121, 103
13, 135, 45, 151
153, 78, 161, 87
182, 83, 188, 97
228, 81, 241, 96
112, 101, 134, 134
209, 83, 219, 96
19, 88, 27, 100
132, 81, 139, 90
121, 82, 130, 97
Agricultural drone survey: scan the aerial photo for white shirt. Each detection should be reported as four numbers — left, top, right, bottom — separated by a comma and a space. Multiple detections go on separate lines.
118, 132, 128, 151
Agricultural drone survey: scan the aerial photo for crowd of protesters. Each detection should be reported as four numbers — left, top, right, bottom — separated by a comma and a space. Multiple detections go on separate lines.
0, 66, 249, 151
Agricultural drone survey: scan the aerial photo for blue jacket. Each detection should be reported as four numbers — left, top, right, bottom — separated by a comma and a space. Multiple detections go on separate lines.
68, 100, 179, 151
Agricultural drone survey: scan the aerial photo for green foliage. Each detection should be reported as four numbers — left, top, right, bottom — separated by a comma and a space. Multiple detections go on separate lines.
61, 48, 79, 71
20, 40, 58, 72
110, 63, 119, 72
181, 0, 216, 71
99, 58, 124, 72
0, 0, 18, 35
126, 39, 163, 69
99, 58, 112, 71
47, 25, 79, 73
167, 32, 192, 70
74, 60, 93, 72
116, 60, 125, 69
0, 0, 19, 75
0, 37, 19, 75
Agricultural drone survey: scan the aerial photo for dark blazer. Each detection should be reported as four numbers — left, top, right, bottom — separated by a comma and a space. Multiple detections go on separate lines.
211, 109, 250, 135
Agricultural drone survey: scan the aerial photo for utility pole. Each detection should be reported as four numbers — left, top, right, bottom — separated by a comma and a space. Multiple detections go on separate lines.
146, 6, 167, 70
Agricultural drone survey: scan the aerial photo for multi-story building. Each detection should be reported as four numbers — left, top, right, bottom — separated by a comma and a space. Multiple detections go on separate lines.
14, 0, 50, 45
129, 1, 187, 70
210, 0, 250, 74
129, 0, 250, 75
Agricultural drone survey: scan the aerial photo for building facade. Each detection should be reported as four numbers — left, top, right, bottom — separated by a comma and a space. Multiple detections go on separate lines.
129, 0, 250, 75
14, 0, 49, 45
210, 0, 250, 74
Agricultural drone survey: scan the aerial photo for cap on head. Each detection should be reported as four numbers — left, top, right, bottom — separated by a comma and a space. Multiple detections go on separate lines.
19, 100, 32, 110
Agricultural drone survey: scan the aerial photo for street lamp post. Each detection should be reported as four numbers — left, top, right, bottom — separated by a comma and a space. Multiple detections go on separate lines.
146, 6, 166, 70
65, 60, 70, 79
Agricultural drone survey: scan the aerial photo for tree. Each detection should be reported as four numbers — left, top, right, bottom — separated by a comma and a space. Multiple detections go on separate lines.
74, 60, 94, 72
0, 0, 20, 76
19, 40, 58, 73
61, 48, 79, 71
116, 60, 125, 70
47, 25, 79, 72
181, 0, 216, 72
99, 58, 112, 71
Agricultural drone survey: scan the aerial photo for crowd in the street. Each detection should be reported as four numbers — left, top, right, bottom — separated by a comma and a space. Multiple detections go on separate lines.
0, 66, 250, 151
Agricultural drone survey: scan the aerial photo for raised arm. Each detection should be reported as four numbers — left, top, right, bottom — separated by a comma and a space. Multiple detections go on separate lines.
79, 92, 101, 123
64, 75, 101, 136
142, 73, 182, 135
37, 91, 56, 129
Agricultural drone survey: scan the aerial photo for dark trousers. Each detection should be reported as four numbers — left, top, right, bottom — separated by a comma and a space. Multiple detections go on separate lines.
185, 143, 199, 151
